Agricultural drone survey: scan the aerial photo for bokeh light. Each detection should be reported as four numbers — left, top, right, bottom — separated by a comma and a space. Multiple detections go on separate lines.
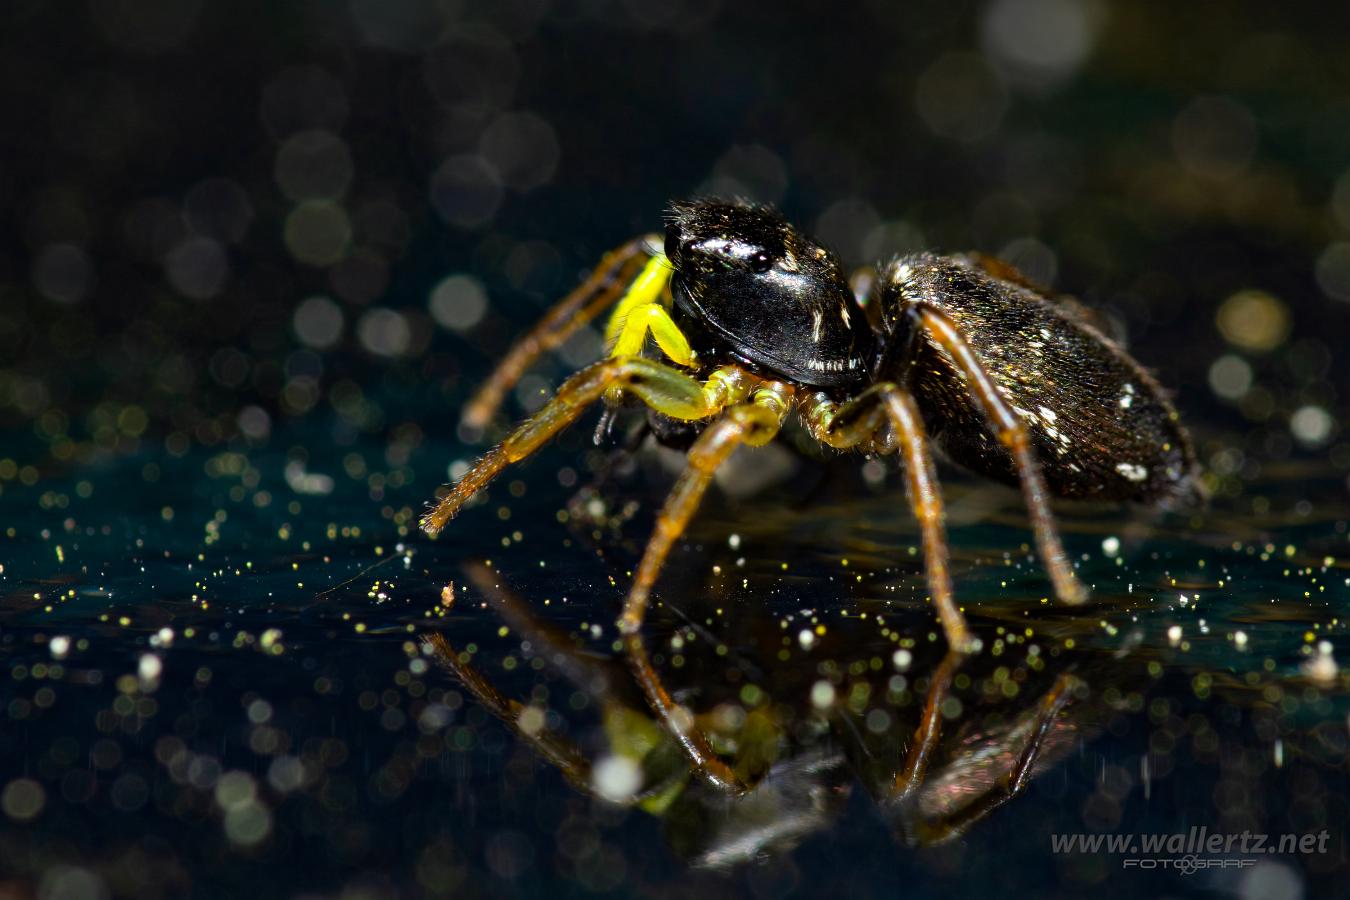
428, 274, 488, 333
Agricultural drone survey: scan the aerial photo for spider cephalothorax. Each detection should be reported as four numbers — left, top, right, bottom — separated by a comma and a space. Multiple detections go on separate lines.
664, 199, 874, 389
423, 197, 1198, 794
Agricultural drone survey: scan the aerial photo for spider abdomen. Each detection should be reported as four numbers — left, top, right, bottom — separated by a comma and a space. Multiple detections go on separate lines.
881, 253, 1198, 505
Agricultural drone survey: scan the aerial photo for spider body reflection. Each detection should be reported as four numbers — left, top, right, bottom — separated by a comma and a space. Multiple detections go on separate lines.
422, 564, 1095, 862
423, 198, 1196, 792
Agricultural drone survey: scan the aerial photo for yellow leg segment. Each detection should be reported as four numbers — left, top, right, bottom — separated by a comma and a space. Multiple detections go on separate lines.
601, 254, 695, 405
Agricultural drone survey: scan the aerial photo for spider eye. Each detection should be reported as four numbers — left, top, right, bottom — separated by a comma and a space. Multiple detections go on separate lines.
751, 251, 772, 273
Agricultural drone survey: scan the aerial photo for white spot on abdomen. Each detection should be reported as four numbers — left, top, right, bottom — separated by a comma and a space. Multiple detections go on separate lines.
1115, 462, 1149, 482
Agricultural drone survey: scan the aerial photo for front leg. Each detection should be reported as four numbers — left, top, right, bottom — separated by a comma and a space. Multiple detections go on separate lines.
460, 237, 652, 435
621, 382, 794, 795
421, 358, 751, 535
421, 630, 596, 793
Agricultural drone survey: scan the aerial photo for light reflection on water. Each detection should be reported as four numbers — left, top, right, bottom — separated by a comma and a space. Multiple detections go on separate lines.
0, 440, 1345, 897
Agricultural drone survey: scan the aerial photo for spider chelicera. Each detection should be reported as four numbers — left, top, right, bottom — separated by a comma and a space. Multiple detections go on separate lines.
422, 198, 1197, 791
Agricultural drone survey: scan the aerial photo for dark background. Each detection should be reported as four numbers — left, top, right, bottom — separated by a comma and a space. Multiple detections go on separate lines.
2, 3, 1350, 899
3, 0, 1349, 492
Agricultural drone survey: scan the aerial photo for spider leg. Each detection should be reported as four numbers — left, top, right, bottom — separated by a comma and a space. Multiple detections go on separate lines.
619, 386, 792, 634
423, 357, 744, 535
893, 671, 1079, 845
803, 384, 972, 652
914, 306, 1088, 605
888, 648, 963, 804
441, 564, 694, 805
1004, 672, 1078, 795
463, 561, 620, 699
882, 386, 971, 650
420, 631, 596, 794
620, 385, 793, 794
459, 237, 652, 435
602, 253, 680, 357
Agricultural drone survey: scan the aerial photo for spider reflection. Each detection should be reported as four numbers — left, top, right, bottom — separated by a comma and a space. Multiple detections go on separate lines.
418, 563, 1139, 864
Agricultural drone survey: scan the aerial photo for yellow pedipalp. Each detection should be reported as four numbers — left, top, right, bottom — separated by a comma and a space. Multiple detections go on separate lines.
611, 303, 695, 367
604, 253, 671, 347
603, 254, 696, 367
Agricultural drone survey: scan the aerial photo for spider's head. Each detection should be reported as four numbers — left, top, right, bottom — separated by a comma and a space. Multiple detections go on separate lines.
664, 198, 874, 389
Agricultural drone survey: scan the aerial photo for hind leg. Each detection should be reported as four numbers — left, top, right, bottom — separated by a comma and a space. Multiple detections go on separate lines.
893, 672, 1079, 844
913, 306, 1087, 606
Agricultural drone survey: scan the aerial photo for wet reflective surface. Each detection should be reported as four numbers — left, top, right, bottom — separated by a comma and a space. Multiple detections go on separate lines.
1, 430, 1346, 897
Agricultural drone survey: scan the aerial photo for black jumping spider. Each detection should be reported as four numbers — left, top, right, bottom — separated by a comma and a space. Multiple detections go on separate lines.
423, 197, 1197, 792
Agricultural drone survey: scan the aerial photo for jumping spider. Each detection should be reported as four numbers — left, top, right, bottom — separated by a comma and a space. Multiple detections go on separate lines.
422, 198, 1197, 792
